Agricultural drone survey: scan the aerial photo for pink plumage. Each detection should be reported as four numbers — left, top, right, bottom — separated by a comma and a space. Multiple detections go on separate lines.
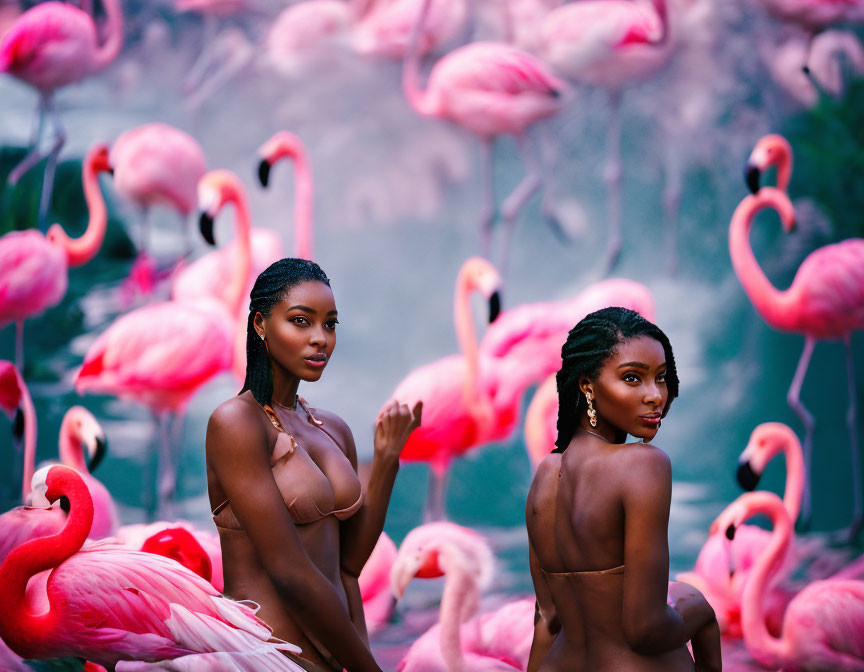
353, 0, 467, 58
0, 465, 303, 667
756, 0, 864, 32
358, 531, 398, 634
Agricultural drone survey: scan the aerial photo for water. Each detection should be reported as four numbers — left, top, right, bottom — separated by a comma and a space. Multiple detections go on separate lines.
1, 0, 863, 668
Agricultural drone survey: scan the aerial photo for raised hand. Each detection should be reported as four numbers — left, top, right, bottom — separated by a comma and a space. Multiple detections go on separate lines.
374, 400, 422, 462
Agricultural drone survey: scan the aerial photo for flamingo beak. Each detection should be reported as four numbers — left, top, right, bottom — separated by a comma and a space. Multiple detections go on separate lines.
489, 291, 501, 323
199, 212, 217, 246
87, 435, 108, 474
736, 460, 760, 491
725, 524, 736, 541
744, 164, 760, 194
13, 408, 24, 441
257, 159, 272, 188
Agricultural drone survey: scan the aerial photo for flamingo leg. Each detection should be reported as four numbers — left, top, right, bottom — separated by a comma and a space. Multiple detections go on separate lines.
156, 411, 177, 520
536, 125, 570, 243
478, 139, 495, 259
662, 137, 681, 277
602, 90, 623, 276
184, 29, 254, 114
423, 463, 449, 522
14, 320, 24, 372
7, 95, 48, 186
498, 133, 541, 280
787, 336, 816, 531
35, 96, 66, 230
843, 335, 862, 541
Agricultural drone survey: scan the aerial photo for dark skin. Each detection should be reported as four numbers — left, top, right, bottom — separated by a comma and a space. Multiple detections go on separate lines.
206, 281, 421, 672
526, 336, 722, 672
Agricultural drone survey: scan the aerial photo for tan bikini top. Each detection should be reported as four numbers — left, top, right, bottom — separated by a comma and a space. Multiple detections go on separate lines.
212, 397, 363, 529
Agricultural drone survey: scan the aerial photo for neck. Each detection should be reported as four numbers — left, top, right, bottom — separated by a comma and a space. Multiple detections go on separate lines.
19, 378, 36, 500
265, 134, 315, 260
438, 558, 475, 672
223, 185, 253, 320
48, 154, 107, 267
91, 0, 124, 71
740, 496, 793, 668
402, 0, 440, 118
773, 426, 804, 523
0, 468, 92, 659
578, 420, 626, 445
270, 371, 301, 410
454, 267, 485, 420
728, 189, 793, 331
58, 417, 88, 475
652, 0, 669, 43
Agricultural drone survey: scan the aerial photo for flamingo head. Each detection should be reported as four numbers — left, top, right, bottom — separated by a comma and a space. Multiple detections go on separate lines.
61, 406, 108, 474
256, 131, 306, 188
737, 422, 798, 492
458, 257, 503, 324
141, 527, 213, 583
709, 491, 785, 545
30, 464, 77, 513
0, 360, 24, 419
197, 169, 245, 246
390, 522, 494, 599
745, 134, 792, 194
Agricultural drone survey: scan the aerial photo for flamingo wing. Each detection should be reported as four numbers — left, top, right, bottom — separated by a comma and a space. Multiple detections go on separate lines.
0, 231, 67, 322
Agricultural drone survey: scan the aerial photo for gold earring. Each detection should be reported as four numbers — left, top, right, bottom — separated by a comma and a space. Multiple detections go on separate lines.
586, 392, 597, 428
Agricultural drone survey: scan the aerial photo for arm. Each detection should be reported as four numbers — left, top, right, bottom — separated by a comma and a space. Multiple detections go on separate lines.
340, 401, 422, 577
620, 447, 717, 655
527, 540, 561, 672
206, 403, 381, 672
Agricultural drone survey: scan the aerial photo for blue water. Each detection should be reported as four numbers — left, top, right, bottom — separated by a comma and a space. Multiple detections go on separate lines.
1, 1, 863, 668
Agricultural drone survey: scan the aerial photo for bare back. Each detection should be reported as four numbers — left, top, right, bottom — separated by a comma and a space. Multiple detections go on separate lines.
526, 436, 695, 672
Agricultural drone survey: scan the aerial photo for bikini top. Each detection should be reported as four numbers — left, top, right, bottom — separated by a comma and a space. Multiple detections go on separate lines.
541, 564, 625, 578
212, 397, 364, 529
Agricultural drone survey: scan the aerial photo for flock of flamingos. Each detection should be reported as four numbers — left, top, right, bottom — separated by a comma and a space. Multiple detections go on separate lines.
1, 0, 864, 669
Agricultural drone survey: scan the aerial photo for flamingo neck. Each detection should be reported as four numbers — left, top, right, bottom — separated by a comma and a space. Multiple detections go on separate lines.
740, 497, 793, 668
0, 470, 92, 659
402, 0, 441, 118
224, 189, 252, 321
652, 0, 669, 43
58, 417, 88, 475
19, 377, 36, 501
779, 430, 804, 523
50, 159, 108, 268
438, 558, 474, 672
271, 142, 315, 260
728, 190, 792, 331
454, 269, 481, 415
92, 0, 124, 71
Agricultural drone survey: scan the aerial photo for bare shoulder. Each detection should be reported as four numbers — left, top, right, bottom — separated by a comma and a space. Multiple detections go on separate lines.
206, 393, 268, 460
617, 444, 672, 500
307, 406, 356, 457
618, 443, 671, 473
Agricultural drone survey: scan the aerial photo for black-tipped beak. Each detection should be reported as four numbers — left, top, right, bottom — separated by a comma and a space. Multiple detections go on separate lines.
13, 408, 24, 441
725, 524, 736, 541
489, 291, 501, 323
737, 461, 761, 491
257, 160, 271, 188
87, 436, 108, 474
107, 167, 115, 176
744, 164, 761, 194
59, 495, 71, 515
199, 212, 216, 246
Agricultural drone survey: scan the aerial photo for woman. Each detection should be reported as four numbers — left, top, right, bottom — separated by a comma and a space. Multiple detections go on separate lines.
526, 307, 722, 672
206, 258, 421, 672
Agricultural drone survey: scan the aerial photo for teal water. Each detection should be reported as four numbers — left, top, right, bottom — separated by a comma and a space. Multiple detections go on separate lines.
1, 3, 863, 668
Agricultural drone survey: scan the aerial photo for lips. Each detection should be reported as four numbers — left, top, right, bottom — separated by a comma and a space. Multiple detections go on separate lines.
304, 353, 327, 368
640, 413, 661, 425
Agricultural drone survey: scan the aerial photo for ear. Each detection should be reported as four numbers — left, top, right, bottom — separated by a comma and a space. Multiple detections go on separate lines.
253, 312, 265, 338
578, 376, 593, 398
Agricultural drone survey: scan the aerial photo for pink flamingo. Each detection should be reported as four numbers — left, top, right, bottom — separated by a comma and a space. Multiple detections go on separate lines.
391, 521, 533, 671
534, 0, 671, 273
0, 143, 111, 369
523, 373, 558, 468
479, 277, 655, 385
0, 464, 304, 668
108, 123, 207, 300
0, 360, 36, 504
76, 170, 251, 518
389, 257, 540, 520
735, 136, 864, 538
358, 531, 399, 634
353, 0, 468, 59
0, 0, 122, 228
403, 0, 566, 273
712, 490, 864, 670
677, 422, 805, 637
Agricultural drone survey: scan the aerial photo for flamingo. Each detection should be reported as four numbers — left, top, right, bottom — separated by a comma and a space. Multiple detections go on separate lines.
76, 170, 251, 518
712, 491, 864, 670
677, 422, 805, 637
0, 360, 35, 505
734, 136, 864, 538
358, 531, 399, 634
0, 0, 123, 228
353, 0, 468, 59
0, 464, 305, 668
0, 143, 111, 370
108, 123, 207, 299
402, 0, 566, 273
523, 373, 558, 468
390, 522, 533, 671
389, 257, 541, 520
533, 0, 671, 273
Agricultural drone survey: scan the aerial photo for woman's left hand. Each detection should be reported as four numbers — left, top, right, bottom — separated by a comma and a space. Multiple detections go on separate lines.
373, 400, 422, 462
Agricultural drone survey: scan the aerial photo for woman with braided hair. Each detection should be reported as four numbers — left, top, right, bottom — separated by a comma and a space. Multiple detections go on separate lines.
206, 258, 421, 671
526, 307, 721, 671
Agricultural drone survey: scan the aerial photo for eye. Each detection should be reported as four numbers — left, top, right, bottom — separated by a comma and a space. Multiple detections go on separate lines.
657, 372, 667, 384
290, 316, 309, 326
325, 319, 339, 331
622, 372, 640, 383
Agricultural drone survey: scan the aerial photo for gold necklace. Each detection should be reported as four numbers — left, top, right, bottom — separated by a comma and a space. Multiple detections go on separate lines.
273, 397, 298, 412
579, 427, 612, 443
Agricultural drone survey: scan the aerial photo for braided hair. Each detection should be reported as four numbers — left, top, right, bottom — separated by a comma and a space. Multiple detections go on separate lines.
240, 258, 331, 406
553, 307, 679, 452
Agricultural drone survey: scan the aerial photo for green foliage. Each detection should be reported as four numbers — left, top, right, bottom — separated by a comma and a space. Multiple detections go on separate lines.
25, 658, 86, 671
784, 76, 864, 241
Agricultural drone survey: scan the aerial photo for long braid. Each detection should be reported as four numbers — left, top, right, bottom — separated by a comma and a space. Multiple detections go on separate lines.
553, 307, 679, 452
241, 258, 331, 406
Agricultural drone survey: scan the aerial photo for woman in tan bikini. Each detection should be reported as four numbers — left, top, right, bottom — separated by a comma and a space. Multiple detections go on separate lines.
526, 307, 722, 672
206, 258, 421, 672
